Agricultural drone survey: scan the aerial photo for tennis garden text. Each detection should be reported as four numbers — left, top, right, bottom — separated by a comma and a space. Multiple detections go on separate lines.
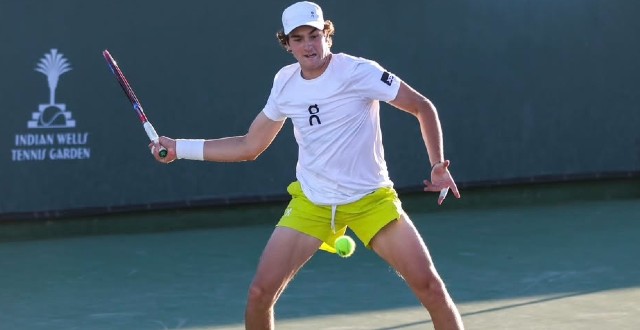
11, 133, 90, 161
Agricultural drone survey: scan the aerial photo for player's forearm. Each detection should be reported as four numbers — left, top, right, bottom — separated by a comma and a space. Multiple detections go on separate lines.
416, 100, 445, 167
172, 114, 282, 163
202, 136, 263, 162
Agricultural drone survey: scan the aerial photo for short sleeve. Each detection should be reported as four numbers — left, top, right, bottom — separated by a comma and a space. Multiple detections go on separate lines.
349, 60, 402, 102
262, 82, 287, 121
262, 94, 286, 121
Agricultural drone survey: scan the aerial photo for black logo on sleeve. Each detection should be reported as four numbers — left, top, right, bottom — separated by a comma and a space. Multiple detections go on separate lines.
308, 104, 321, 126
381, 71, 394, 86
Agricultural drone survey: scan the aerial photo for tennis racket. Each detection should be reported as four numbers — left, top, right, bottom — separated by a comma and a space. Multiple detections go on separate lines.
102, 49, 167, 158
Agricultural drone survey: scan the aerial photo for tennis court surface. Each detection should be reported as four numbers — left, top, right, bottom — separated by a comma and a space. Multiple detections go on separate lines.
0, 182, 638, 330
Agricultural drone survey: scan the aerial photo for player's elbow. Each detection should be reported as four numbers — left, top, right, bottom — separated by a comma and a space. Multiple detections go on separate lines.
415, 97, 435, 115
392, 92, 435, 119
412, 98, 438, 121
235, 148, 261, 162
243, 150, 262, 161
238, 137, 266, 161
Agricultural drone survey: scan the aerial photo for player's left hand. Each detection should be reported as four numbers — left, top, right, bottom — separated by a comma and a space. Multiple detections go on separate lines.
423, 160, 461, 205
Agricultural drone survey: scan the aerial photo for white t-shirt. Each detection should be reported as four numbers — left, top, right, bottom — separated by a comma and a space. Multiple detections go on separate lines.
262, 53, 402, 205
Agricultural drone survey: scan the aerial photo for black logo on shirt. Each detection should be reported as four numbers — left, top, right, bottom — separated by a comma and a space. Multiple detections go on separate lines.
381, 71, 394, 86
308, 104, 321, 126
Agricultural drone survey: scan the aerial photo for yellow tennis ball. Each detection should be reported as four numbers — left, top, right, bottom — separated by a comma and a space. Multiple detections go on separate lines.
335, 235, 356, 258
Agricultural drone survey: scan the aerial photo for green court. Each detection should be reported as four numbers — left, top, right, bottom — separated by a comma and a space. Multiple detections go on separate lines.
1, 181, 639, 330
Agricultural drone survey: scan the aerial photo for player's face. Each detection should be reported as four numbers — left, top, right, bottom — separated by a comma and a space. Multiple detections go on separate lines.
287, 26, 331, 79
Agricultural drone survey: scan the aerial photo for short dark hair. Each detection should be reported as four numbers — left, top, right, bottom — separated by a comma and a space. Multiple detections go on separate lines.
276, 20, 335, 52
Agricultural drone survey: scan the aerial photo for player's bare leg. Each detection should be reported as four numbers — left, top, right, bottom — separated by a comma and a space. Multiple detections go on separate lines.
245, 227, 322, 330
370, 213, 464, 330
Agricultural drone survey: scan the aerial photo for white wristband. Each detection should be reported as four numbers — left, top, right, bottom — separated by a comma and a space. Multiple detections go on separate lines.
176, 139, 205, 161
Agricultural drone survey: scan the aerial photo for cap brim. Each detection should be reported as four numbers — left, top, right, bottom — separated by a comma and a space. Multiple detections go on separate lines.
285, 20, 324, 35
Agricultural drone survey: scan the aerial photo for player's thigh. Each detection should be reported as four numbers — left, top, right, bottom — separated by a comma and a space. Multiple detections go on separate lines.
369, 213, 437, 282
252, 226, 322, 291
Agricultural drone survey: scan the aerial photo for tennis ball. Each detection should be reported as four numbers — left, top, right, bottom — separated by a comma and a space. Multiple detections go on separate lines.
335, 235, 356, 258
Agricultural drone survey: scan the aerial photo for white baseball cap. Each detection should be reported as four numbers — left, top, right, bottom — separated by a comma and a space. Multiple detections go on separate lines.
282, 1, 325, 35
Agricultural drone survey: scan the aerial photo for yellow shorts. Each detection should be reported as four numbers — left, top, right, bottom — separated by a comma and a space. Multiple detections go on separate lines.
276, 181, 404, 254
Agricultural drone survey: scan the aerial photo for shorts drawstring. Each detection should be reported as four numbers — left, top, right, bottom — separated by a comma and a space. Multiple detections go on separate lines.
331, 204, 337, 233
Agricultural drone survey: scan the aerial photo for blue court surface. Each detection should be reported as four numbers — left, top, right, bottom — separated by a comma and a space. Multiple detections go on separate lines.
0, 188, 638, 329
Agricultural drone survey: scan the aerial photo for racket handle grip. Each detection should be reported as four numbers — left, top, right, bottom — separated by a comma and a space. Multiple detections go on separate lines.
143, 122, 167, 158
439, 188, 449, 199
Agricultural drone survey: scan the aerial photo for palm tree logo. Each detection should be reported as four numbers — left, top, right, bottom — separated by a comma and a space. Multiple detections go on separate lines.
28, 49, 76, 128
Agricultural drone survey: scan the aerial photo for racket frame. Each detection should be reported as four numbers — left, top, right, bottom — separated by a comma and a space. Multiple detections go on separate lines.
102, 49, 166, 158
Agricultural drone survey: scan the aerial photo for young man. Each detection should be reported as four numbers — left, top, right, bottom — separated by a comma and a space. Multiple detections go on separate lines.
151, 1, 464, 329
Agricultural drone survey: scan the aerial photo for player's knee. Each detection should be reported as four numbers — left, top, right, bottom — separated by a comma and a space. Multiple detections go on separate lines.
246, 282, 276, 307
413, 273, 448, 304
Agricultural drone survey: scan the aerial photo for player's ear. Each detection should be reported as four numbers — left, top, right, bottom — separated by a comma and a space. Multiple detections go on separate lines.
285, 35, 294, 53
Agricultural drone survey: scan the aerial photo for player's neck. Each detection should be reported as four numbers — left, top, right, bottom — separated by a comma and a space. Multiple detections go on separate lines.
300, 53, 333, 80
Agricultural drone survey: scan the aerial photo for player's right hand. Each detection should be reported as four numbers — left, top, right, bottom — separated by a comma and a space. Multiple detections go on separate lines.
149, 136, 177, 163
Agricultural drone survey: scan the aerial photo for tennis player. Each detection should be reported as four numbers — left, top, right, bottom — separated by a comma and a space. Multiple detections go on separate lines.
151, 1, 464, 329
